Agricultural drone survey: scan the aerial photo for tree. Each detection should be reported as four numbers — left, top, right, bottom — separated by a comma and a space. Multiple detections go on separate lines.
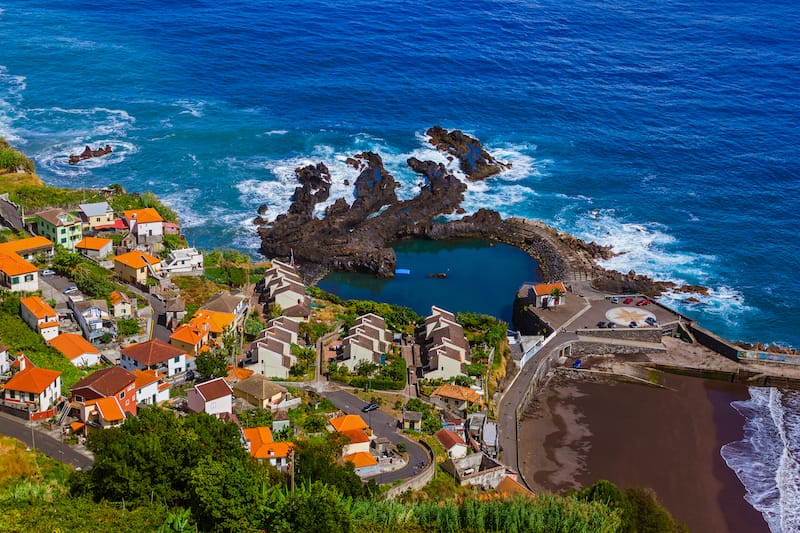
267, 302, 283, 320
269, 482, 352, 533
116, 316, 140, 337
195, 350, 228, 379
294, 438, 367, 499
188, 455, 263, 532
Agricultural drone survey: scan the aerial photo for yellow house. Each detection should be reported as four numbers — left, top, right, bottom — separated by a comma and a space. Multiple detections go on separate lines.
113, 251, 162, 285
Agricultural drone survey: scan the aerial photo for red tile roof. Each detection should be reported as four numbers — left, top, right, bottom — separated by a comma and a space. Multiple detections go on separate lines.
431, 384, 481, 404
435, 428, 466, 450
194, 377, 232, 401
70, 366, 135, 397
121, 339, 185, 365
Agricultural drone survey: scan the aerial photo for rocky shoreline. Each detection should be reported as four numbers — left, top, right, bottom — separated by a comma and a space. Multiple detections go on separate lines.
255, 126, 698, 297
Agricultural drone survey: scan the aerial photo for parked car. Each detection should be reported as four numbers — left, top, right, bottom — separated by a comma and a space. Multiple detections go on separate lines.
361, 402, 380, 413
608, 322, 616, 328
611, 297, 620, 304
623, 297, 634, 304
645, 317, 658, 326
637, 298, 650, 306
597, 321, 607, 328
41, 269, 55, 276
63, 285, 79, 294
629, 321, 638, 328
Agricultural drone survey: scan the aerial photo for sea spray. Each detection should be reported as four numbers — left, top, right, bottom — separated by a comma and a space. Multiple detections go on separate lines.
722, 388, 800, 532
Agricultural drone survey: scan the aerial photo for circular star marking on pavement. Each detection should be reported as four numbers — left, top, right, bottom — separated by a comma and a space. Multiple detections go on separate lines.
606, 307, 656, 327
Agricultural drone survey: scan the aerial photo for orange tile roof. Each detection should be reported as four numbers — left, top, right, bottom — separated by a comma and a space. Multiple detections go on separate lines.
243, 426, 296, 460
86, 397, 125, 422
0, 236, 53, 255
170, 323, 207, 345
189, 310, 236, 334
123, 208, 163, 224
330, 414, 369, 433
431, 384, 481, 404
495, 476, 535, 499
113, 251, 162, 270
20, 296, 57, 320
109, 291, 131, 306
49, 333, 100, 360
340, 428, 370, 444
343, 451, 377, 468
132, 369, 163, 389
226, 365, 254, 382
40, 321, 60, 330
76, 236, 112, 251
0, 251, 37, 276
5, 367, 61, 394
532, 282, 567, 296
70, 421, 85, 433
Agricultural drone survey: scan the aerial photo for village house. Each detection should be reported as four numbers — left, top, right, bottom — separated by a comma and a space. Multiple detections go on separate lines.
123, 208, 163, 248
530, 282, 568, 308
232, 374, 288, 410
330, 414, 373, 458
75, 236, 113, 260
170, 322, 210, 356
187, 309, 238, 346
34, 208, 82, 251
70, 366, 137, 419
260, 260, 310, 319
441, 453, 508, 489
418, 306, 471, 381
430, 384, 482, 417
164, 297, 186, 329
120, 339, 187, 377
68, 298, 115, 343
0, 251, 38, 292
132, 369, 170, 406
249, 316, 301, 378
340, 313, 393, 372
187, 377, 233, 417
160, 247, 204, 276
0, 236, 54, 261
435, 428, 468, 459
20, 295, 59, 341
49, 333, 102, 367
0, 343, 9, 375
402, 410, 423, 431
242, 426, 295, 472
113, 250, 162, 285
201, 291, 248, 328
1, 367, 62, 420
109, 290, 133, 319
80, 397, 127, 430
78, 201, 115, 230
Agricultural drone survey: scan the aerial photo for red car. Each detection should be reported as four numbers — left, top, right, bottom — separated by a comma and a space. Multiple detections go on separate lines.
623, 297, 633, 304
637, 299, 650, 306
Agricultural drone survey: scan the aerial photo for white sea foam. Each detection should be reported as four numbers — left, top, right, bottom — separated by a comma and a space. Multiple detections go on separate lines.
174, 99, 206, 118
721, 387, 800, 532
36, 140, 139, 177
264, 130, 288, 136
0, 65, 27, 143
158, 189, 208, 228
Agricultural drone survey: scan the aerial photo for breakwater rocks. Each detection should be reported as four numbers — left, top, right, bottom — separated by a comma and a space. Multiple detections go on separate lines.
68, 144, 112, 165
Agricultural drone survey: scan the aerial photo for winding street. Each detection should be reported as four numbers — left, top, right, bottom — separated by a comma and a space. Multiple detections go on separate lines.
322, 389, 430, 484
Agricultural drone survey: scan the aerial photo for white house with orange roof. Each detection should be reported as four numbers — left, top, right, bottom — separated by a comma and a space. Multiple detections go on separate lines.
531, 282, 567, 308
0, 251, 38, 292
330, 414, 373, 457
1, 367, 62, 420
49, 333, 102, 367
113, 250, 162, 285
188, 309, 237, 344
132, 369, 170, 406
75, 236, 113, 259
81, 397, 127, 429
20, 295, 60, 341
0, 236, 54, 261
109, 291, 133, 318
242, 426, 295, 472
123, 208, 163, 247
430, 384, 482, 416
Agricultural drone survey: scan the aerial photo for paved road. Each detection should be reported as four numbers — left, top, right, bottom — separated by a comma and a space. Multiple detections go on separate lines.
322, 389, 430, 484
0, 412, 93, 470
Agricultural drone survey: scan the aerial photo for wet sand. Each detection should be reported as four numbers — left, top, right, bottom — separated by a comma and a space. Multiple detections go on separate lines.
518, 372, 768, 533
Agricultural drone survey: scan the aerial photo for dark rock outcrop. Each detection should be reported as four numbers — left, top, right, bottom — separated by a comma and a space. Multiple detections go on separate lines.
68, 144, 112, 165
426, 125, 511, 181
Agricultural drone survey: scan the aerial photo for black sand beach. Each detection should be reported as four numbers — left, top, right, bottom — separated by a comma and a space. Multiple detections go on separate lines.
519, 373, 768, 532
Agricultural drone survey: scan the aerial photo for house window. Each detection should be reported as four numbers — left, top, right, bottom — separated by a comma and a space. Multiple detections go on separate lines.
174, 356, 180, 363
11, 277, 18, 284
9, 390, 14, 399
120, 391, 125, 399
61, 238, 66, 244
60, 228, 66, 234
24, 274, 34, 282
96, 217, 101, 222
75, 395, 83, 402
28, 393, 35, 402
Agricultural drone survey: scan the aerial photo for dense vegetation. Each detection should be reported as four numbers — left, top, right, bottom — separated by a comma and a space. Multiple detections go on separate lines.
0, 139, 35, 174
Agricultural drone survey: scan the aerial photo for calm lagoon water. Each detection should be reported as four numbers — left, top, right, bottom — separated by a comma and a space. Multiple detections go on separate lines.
318, 239, 542, 323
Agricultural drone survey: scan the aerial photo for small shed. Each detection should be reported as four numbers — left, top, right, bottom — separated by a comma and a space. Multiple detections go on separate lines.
402, 410, 423, 431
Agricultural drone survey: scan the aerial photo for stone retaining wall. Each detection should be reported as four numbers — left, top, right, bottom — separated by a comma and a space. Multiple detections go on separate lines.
384, 440, 435, 499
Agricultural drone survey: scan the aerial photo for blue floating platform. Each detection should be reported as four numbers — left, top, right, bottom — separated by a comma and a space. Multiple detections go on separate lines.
395, 268, 411, 275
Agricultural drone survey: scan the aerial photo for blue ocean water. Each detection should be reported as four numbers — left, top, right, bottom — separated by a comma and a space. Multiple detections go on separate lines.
1, 1, 798, 351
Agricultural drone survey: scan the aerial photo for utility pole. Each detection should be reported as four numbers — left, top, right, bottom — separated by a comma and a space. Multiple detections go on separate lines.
289, 448, 295, 495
